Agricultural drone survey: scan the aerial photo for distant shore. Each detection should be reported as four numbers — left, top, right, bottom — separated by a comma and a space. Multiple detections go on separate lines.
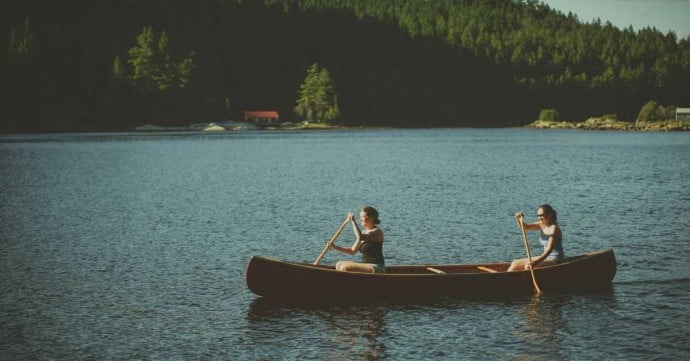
5, 119, 688, 135
133, 119, 690, 133
132, 119, 690, 133
527, 118, 690, 131
133, 121, 367, 132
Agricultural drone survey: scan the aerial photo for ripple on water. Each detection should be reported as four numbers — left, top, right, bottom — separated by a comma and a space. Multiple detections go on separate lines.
1, 129, 689, 360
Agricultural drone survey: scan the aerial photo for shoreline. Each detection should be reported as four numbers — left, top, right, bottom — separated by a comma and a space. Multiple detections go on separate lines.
2, 120, 690, 136
133, 121, 361, 132
134, 120, 690, 132
527, 118, 690, 131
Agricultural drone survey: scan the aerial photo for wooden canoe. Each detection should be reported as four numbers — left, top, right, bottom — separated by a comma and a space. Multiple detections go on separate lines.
245, 249, 616, 301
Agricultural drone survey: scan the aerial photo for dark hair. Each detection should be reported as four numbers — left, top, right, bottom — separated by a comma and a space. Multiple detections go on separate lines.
539, 204, 557, 223
362, 206, 381, 224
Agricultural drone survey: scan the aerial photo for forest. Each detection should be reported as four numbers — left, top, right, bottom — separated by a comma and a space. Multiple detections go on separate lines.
1, 0, 688, 132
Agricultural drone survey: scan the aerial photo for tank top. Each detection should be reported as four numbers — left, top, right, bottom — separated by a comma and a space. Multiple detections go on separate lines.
539, 228, 564, 261
360, 229, 384, 265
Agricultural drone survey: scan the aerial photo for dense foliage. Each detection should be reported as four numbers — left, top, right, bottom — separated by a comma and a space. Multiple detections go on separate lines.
114, 26, 195, 93
294, 63, 340, 122
538, 109, 559, 121
0, 0, 688, 131
636, 100, 676, 123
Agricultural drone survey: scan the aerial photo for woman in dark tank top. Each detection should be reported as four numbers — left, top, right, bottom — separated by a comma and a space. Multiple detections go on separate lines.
331, 206, 385, 273
359, 238, 384, 265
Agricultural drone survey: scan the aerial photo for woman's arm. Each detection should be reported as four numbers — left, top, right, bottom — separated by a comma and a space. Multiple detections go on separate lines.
332, 213, 363, 255
529, 225, 561, 267
350, 213, 363, 242
331, 218, 383, 254
516, 212, 541, 231
529, 237, 553, 266
331, 228, 382, 254
522, 222, 542, 231
331, 242, 359, 255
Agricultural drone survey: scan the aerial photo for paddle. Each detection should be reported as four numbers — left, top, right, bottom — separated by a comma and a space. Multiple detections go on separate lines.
313, 217, 351, 265
517, 214, 543, 295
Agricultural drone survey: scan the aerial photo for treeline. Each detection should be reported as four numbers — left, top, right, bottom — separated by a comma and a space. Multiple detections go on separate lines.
304, 0, 688, 88
0, 0, 688, 132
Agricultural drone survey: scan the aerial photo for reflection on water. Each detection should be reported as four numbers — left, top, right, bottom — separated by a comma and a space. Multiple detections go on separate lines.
243, 292, 624, 360
516, 294, 566, 358
244, 298, 387, 360
513, 289, 617, 360
2, 129, 688, 360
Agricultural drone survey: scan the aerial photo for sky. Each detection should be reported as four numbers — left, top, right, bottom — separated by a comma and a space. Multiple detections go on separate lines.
540, 0, 690, 39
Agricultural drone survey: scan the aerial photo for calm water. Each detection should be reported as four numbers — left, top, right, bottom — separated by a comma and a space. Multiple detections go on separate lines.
1, 129, 689, 360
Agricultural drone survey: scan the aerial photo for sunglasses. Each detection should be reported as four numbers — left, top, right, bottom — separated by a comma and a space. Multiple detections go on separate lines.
537, 214, 546, 218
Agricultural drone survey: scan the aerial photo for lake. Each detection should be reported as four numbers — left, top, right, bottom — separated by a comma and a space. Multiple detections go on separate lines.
1, 128, 689, 360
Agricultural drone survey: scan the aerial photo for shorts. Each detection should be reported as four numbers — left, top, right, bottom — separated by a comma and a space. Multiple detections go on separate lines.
369, 263, 386, 274
545, 255, 564, 263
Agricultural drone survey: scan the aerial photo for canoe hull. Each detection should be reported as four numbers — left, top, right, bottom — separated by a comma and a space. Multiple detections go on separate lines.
245, 249, 616, 301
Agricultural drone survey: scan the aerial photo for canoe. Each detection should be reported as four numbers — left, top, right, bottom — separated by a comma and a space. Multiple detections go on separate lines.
245, 249, 616, 301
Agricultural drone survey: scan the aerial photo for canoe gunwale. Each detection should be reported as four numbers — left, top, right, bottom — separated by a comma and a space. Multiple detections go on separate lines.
249, 249, 612, 277
245, 249, 616, 300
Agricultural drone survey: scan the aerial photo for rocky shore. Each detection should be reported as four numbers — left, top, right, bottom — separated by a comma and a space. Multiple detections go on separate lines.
132, 119, 690, 133
134, 121, 349, 132
528, 118, 690, 131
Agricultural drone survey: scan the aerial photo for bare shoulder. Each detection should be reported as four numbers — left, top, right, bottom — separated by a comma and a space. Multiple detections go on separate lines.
542, 224, 560, 236
366, 227, 384, 241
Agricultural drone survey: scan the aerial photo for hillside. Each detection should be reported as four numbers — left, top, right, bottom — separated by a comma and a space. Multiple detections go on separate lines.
1, 0, 688, 132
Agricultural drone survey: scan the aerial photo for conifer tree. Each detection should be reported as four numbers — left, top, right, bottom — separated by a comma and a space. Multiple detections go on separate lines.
294, 63, 340, 122
7, 18, 32, 66
113, 26, 195, 93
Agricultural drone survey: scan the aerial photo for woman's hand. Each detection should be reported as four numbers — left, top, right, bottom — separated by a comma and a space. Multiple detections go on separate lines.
515, 212, 524, 220
347, 212, 355, 222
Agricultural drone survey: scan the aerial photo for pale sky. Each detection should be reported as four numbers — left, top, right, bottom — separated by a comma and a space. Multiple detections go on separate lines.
540, 0, 690, 39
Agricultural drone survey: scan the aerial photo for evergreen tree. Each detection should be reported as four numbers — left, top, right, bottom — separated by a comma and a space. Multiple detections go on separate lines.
3, 0, 690, 131
294, 63, 340, 122
538, 108, 559, 121
6, 18, 32, 66
114, 26, 195, 93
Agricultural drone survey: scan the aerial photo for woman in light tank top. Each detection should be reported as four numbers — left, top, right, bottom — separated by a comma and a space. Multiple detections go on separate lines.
507, 204, 564, 272
331, 206, 385, 273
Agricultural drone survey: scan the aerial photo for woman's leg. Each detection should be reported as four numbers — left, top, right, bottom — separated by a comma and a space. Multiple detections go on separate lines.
507, 257, 540, 272
533, 259, 556, 268
336, 261, 375, 273
507, 258, 526, 272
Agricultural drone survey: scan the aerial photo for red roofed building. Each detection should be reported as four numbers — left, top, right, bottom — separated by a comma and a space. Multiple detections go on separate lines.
244, 110, 280, 125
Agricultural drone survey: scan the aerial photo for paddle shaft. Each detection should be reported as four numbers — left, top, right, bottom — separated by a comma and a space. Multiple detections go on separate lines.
517, 217, 543, 294
313, 218, 351, 265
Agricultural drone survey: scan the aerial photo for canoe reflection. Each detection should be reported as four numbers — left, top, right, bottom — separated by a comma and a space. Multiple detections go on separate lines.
514, 288, 615, 358
247, 298, 387, 360
517, 294, 566, 356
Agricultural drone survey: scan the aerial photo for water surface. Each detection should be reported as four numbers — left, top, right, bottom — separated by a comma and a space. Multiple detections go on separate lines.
1, 129, 689, 359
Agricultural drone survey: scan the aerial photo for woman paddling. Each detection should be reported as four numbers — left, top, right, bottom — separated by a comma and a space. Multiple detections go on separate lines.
508, 204, 564, 272
331, 206, 385, 273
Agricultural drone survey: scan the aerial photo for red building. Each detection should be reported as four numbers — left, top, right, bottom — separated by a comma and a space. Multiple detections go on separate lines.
244, 110, 280, 125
